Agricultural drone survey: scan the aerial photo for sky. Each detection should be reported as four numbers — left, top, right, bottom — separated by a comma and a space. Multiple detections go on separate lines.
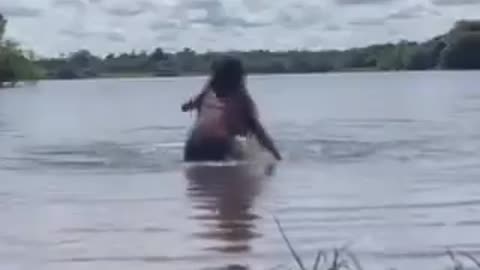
0, 0, 479, 57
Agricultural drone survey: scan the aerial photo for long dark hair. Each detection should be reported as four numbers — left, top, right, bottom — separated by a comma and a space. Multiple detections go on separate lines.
209, 56, 245, 98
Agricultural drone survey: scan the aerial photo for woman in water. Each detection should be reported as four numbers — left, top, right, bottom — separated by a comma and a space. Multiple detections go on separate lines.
181, 56, 282, 162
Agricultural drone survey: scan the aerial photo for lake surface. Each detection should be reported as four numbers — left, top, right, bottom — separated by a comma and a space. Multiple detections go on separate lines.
1, 72, 480, 270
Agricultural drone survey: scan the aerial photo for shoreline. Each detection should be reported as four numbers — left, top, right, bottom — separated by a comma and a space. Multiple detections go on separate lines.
4, 19, 480, 86
3, 69, 480, 87
38, 68, 480, 81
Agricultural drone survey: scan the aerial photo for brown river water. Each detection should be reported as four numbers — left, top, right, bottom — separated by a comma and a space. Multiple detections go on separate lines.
1, 72, 480, 270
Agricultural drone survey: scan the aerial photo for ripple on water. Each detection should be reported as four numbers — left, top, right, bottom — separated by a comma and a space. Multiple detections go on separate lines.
9, 141, 183, 174
277, 117, 480, 165
123, 125, 185, 134
58, 226, 170, 234
276, 199, 480, 214
2, 117, 477, 175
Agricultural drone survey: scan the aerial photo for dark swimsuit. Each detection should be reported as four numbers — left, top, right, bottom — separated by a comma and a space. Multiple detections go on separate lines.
184, 136, 235, 162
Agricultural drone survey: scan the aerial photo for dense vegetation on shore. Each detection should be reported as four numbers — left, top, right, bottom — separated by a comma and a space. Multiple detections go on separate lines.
0, 14, 42, 87
37, 20, 480, 80
2, 16, 480, 83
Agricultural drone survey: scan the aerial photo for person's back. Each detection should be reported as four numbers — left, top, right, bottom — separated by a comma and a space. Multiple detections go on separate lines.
184, 89, 252, 161
193, 90, 229, 138
195, 87, 256, 136
181, 56, 281, 162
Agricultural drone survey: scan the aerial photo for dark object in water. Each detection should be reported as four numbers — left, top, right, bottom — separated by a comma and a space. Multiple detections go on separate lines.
183, 136, 235, 162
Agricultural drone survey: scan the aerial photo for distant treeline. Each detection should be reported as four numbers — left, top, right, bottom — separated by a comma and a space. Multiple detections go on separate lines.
0, 13, 42, 87
36, 20, 480, 80
2, 17, 480, 85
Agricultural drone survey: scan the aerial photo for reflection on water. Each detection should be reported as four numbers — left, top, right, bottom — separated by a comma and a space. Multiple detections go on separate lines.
185, 164, 269, 256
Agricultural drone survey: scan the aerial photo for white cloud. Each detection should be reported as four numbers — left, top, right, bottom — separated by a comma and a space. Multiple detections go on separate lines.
388, 4, 441, 20
432, 0, 480, 6
0, 0, 44, 17
101, 0, 158, 17
0, 0, 478, 57
336, 0, 397, 5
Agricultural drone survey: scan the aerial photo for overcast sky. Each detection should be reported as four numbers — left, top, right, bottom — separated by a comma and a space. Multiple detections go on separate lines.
1, 0, 479, 57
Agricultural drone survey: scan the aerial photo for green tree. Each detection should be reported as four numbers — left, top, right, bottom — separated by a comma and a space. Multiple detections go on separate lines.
105, 53, 115, 60
0, 41, 42, 84
176, 47, 197, 73
31, 20, 480, 79
441, 33, 480, 69
70, 50, 96, 68
0, 13, 5, 41
150, 47, 166, 61
0, 14, 42, 86
440, 20, 480, 69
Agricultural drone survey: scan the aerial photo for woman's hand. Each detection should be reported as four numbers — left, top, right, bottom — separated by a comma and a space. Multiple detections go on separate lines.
182, 78, 212, 112
181, 100, 194, 112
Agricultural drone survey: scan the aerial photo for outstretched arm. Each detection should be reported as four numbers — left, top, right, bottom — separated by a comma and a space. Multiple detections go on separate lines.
244, 93, 282, 161
250, 118, 282, 161
181, 78, 211, 112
